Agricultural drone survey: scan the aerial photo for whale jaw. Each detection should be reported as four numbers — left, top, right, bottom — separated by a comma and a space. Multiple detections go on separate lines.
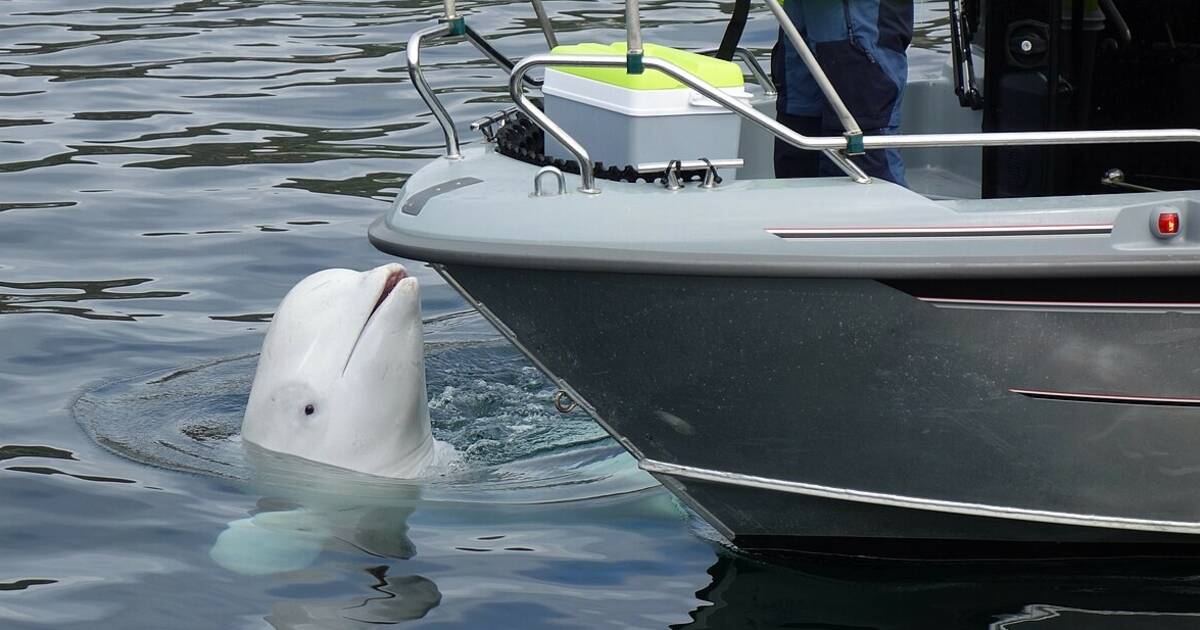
241, 263, 435, 478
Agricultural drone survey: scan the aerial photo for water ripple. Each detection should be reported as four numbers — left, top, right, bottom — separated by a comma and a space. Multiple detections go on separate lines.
0, 278, 186, 320
0, 579, 58, 592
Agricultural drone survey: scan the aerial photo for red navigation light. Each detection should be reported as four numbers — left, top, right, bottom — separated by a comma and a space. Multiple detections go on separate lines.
1158, 211, 1181, 237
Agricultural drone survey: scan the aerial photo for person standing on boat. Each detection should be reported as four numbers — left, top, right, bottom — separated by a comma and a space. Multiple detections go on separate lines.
771, 0, 914, 185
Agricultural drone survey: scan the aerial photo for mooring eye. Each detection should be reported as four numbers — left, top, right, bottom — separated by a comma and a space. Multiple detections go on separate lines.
304, 404, 315, 416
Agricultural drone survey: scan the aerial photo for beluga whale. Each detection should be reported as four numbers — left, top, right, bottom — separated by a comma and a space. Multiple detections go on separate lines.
242, 263, 450, 478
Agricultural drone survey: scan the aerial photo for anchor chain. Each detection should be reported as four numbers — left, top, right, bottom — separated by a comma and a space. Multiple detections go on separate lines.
494, 111, 718, 186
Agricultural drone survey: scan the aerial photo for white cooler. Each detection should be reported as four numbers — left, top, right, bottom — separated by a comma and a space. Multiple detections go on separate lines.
542, 42, 750, 180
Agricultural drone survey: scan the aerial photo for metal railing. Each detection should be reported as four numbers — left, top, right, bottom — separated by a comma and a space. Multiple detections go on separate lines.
696, 47, 776, 96
626, 0, 642, 58
509, 53, 1200, 192
529, 0, 558, 48
510, 53, 876, 191
407, 24, 461, 159
411, 0, 1200, 190
405, 0, 554, 160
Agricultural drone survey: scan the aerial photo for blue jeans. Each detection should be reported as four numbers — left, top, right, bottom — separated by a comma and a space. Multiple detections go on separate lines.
771, 0, 913, 185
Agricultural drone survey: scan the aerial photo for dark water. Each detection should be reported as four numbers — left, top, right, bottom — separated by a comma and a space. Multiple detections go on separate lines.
5, 1, 1200, 628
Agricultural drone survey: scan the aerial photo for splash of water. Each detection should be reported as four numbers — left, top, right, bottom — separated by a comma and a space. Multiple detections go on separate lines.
73, 321, 657, 504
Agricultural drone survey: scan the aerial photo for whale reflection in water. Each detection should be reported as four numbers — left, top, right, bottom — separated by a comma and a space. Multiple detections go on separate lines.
210, 445, 443, 626
210, 441, 427, 571
266, 565, 442, 627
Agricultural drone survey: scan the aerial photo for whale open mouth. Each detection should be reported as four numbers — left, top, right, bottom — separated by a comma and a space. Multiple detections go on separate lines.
342, 265, 409, 376
369, 266, 407, 321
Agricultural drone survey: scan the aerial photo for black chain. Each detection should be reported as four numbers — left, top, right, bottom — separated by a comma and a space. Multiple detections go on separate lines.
494, 112, 715, 185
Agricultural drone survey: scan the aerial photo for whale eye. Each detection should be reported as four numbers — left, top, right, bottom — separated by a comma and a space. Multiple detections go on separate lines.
304, 404, 315, 416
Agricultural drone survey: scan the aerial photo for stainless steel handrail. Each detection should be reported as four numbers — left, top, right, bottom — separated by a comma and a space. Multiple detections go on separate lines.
860, 128, 1200, 149
409, 15, 548, 159
408, 23, 461, 159
510, 53, 1200, 190
509, 53, 871, 190
696, 47, 776, 96
636, 158, 744, 173
626, 0, 643, 57
529, 0, 558, 49
509, 58, 602, 194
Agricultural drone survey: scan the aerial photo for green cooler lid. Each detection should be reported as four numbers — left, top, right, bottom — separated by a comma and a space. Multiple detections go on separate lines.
548, 42, 744, 90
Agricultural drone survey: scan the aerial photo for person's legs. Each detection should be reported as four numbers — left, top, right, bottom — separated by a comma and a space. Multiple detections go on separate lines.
771, 3, 824, 179
773, 0, 913, 185
816, 0, 911, 184
773, 109, 822, 179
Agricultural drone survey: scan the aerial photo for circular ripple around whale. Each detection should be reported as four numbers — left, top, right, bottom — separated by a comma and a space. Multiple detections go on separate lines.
73, 332, 657, 504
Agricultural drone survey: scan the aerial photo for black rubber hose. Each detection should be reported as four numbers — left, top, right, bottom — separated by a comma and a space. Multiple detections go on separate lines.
1098, 0, 1132, 46
716, 0, 751, 61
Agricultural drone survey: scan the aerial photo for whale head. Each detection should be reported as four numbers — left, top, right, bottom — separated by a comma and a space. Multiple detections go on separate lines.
242, 263, 434, 478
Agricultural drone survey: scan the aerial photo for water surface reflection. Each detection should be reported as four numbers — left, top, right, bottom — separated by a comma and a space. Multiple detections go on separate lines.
681, 551, 1200, 629
6, 0, 1195, 627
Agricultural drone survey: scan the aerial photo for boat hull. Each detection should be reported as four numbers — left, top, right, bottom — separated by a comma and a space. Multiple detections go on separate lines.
368, 145, 1200, 553
438, 263, 1200, 551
